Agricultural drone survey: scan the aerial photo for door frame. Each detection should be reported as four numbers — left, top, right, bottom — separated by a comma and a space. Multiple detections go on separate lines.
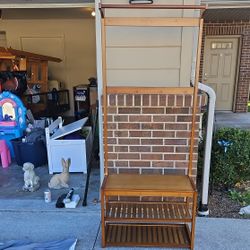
203, 35, 242, 112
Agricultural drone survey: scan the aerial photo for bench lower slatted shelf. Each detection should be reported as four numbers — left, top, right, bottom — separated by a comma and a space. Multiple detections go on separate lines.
101, 174, 197, 249
105, 224, 191, 248
106, 202, 192, 222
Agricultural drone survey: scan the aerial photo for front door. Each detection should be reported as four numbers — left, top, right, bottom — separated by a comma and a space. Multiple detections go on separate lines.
203, 37, 239, 111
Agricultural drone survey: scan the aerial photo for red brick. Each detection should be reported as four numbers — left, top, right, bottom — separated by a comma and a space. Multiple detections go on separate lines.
108, 131, 113, 137
167, 95, 175, 106
117, 94, 124, 106
107, 123, 117, 129
130, 146, 151, 152
118, 153, 140, 160
152, 146, 174, 152
129, 115, 151, 122
176, 95, 184, 106
118, 107, 140, 114
151, 94, 158, 106
188, 123, 200, 131
164, 168, 186, 175
159, 94, 167, 106
114, 115, 128, 122
118, 138, 140, 145
152, 161, 174, 168
129, 161, 151, 167
126, 94, 133, 106
108, 146, 113, 152
165, 139, 187, 145
108, 153, 117, 160
165, 124, 188, 130
119, 168, 140, 174
176, 146, 189, 153
129, 131, 151, 137
134, 95, 141, 106
141, 168, 163, 174
115, 146, 128, 152
107, 115, 113, 122
166, 107, 190, 114
152, 131, 175, 138
109, 94, 116, 106
141, 123, 164, 130
114, 131, 129, 137
118, 123, 140, 130
164, 154, 187, 160
185, 95, 192, 106
107, 107, 117, 114
115, 161, 129, 167
153, 115, 175, 122
141, 154, 162, 160
177, 115, 199, 122
142, 108, 165, 114
193, 153, 198, 161
175, 161, 189, 168
176, 131, 191, 138
142, 95, 150, 106
141, 139, 163, 145
108, 138, 117, 144
108, 161, 114, 167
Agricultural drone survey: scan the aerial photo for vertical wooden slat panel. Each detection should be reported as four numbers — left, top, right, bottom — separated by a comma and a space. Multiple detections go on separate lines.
116, 225, 122, 242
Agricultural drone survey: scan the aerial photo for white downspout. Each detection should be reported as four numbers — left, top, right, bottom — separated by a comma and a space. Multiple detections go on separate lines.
198, 82, 216, 216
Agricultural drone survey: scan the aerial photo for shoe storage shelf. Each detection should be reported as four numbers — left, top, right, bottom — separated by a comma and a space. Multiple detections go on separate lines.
101, 174, 197, 249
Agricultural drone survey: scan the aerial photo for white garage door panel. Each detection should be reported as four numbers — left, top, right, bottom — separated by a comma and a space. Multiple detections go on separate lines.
106, 27, 182, 47
107, 47, 180, 69
107, 69, 180, 86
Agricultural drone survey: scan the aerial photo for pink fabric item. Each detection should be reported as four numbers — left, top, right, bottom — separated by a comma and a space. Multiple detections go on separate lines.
0, 121, 17, 127
0, 140, 11, 168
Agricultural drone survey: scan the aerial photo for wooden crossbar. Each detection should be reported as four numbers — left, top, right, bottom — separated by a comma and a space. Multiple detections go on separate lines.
104, 17, 200, 27
99, 3, 206, 10
99, 3, 206, 19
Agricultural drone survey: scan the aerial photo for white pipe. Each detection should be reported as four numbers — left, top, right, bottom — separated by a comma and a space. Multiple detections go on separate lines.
198, 82, 216, 216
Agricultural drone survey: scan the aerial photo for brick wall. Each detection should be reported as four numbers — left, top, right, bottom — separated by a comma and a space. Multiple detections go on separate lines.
200, 21, 250, 112
105, 93, 202, 179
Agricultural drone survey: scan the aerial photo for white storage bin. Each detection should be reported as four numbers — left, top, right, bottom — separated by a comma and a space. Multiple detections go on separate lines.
45, 117, 92, 174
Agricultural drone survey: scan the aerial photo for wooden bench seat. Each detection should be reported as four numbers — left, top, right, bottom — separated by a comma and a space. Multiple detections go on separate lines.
103, 174, 195, 196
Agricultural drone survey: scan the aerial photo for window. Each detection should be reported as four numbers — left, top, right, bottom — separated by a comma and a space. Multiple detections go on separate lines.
211, 42, 233, 49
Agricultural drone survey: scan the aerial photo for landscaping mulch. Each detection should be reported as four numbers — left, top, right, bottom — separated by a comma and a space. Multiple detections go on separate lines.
197, 177, 249, 219
208, 189, 243, 219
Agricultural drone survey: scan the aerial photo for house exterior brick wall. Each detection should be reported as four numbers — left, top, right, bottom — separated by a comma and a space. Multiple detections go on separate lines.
105, 93, 202, 180
200, 21, 250, 112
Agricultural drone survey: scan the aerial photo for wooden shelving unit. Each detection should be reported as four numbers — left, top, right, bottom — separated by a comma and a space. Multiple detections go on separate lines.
100, 3, 205, 250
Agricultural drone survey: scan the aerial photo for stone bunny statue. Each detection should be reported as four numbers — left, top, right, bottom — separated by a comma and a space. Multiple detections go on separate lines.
48, 158, 71, 189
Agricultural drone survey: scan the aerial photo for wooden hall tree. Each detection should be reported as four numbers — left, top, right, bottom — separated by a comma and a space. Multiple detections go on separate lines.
99, 3, 205, 249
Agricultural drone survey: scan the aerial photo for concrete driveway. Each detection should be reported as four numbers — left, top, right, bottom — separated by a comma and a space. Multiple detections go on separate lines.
0, 201, 249, 250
